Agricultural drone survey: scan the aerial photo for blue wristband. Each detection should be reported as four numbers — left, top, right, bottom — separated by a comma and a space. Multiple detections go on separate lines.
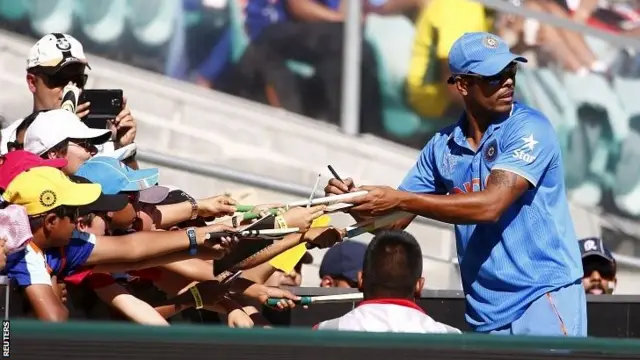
186, 227, 198, 256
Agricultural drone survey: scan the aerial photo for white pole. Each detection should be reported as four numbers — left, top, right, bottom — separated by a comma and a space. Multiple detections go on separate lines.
340, 0, 363, 136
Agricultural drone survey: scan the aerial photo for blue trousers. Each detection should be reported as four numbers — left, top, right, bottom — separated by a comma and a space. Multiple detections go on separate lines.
490, 281, 587, 336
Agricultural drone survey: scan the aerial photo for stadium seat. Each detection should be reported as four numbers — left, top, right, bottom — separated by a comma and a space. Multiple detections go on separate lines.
611, 77, 640, 215
28, 0, 74, 36
563, 72, 628, 141
584, 35, 620, 66
124, 0, 183, 74
0, 0, 27, 21
557, 72, 629, 206
364, 15, 425, 139
516, 68, 576, 137
127, 0, 179, 47
612, 123, 640, 216
226, 0, 247, 63
74, 0, 127, 45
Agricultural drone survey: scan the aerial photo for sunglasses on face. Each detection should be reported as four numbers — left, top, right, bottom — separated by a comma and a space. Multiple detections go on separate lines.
453, 63, 518, 86
68, 139, 98, 155
583, 259, 616, 280
61, 206, 81, 222
35, 71, 87, 89
123, 192, 140, 207
33, 206, 80, 222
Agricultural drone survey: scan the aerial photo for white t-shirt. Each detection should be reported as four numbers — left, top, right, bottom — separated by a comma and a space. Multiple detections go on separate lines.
0, 118, 23, 154
314, 299, 462, 334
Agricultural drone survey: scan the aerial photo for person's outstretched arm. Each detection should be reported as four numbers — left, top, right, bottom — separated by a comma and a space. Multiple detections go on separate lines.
94, 282, 169, 326
286, 0, 344, 22
86, 224, 236, 268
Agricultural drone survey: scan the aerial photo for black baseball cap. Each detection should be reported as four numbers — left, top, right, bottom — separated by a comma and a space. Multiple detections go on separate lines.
319, 240, 367, 283
69, 175, 129, 214
578, 237, 615, 264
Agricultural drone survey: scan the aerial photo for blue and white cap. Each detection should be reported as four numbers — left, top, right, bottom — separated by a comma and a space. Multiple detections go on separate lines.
447, 32, 527, 81
75, 156, 169, 204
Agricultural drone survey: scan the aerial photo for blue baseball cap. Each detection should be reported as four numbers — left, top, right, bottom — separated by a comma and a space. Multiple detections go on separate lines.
319, 240, 367, 283
448, 32, 527, 82
578, 237, 615, 264
74, 156, 169, 204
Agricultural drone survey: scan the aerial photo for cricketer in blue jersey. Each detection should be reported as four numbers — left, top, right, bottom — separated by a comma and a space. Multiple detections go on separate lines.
325, 32, 586, 336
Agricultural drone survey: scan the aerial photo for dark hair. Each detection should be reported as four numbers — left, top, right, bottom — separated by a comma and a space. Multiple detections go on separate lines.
28, 205, 78, 231
362, 230, 423, 299
41, 139, 69, 159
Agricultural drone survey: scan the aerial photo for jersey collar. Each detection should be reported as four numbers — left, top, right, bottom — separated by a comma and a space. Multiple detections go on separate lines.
448, 103, 516, 151
357, 298, 425, 314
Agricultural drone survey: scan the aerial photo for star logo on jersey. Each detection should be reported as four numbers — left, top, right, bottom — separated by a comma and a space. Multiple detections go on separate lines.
520, 134, 538, 151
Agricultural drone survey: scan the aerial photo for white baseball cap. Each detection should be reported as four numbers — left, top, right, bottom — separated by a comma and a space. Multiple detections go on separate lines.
24, 109, 111, 155
26, 33, 90, 74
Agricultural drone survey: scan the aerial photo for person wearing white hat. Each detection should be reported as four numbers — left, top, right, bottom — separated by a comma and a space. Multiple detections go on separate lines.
23, 109, 111, 174
1, 33, 138, 164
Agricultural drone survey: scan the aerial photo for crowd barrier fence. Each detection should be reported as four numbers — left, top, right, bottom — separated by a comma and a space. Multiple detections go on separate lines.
8, 319, 640, 360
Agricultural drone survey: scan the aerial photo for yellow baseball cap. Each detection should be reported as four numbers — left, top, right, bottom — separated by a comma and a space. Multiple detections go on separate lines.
2, 166, 101, 216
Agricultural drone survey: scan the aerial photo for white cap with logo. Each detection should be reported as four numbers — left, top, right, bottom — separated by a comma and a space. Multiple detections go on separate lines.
24, 109, 111, 155
26, 33, 90, 73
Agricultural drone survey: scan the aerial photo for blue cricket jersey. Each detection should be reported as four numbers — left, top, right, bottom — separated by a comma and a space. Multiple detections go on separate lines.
3, 230, 96, 287
398, 102, 583, 332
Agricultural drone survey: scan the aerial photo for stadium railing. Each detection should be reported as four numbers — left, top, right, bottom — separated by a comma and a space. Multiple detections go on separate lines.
8, 319, 640, 360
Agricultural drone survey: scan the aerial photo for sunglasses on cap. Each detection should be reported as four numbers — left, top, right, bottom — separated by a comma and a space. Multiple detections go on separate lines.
449, 62, 518, 86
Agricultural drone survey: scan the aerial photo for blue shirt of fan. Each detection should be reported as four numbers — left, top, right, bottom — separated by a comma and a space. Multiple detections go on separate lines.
244, 0, 341, 40
2, 230, 96, 287
398, 102, 583, 332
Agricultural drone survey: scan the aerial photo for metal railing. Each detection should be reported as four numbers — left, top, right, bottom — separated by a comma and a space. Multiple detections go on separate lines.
136, 148, 452, 232
475, 0, 640, 49
338, 0, 640, 141
137, 148, 640, 270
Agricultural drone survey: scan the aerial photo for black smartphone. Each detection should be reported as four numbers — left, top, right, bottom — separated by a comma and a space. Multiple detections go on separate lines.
78, 89, 124, 129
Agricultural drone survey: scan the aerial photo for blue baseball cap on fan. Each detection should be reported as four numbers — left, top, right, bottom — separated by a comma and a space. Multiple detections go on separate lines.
74, 156, 169, 204
319, 240, 367, 283
447, 32, 527, 81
